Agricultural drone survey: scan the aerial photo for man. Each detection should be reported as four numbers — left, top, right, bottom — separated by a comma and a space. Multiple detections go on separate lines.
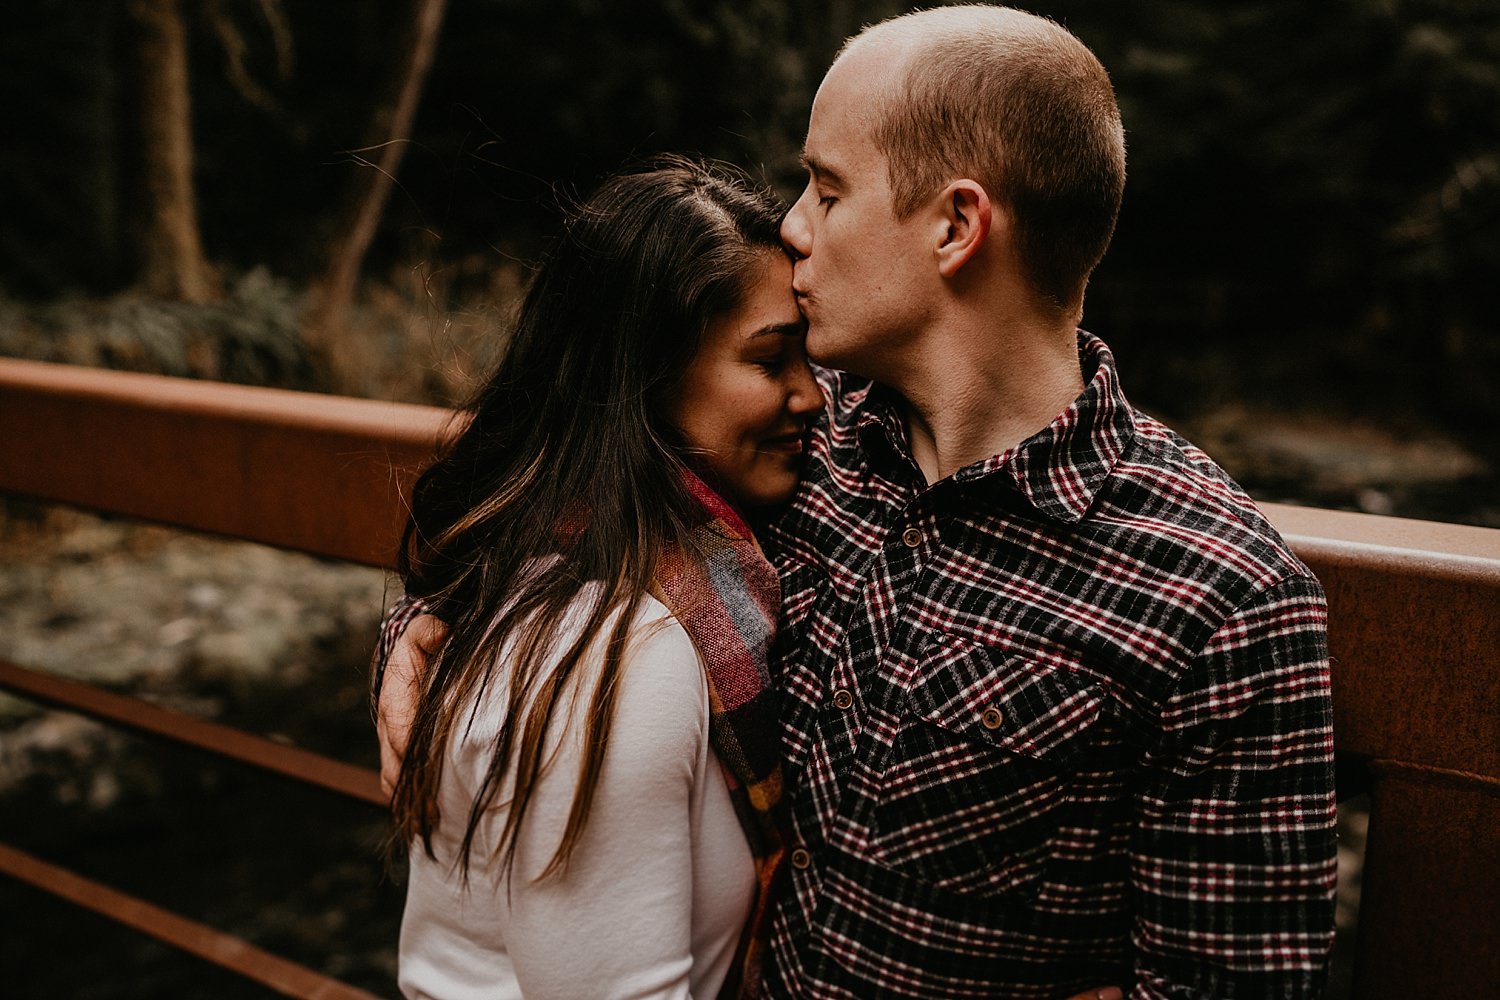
379, 6, 1337, 997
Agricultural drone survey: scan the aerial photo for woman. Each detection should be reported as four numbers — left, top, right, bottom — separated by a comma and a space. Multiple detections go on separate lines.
388, 157, 822, 1000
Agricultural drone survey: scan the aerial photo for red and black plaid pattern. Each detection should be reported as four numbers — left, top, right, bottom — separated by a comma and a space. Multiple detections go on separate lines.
759, 333, 1337, 998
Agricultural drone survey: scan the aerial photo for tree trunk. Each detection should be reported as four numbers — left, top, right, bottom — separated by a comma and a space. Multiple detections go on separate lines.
132, 0, 213, 303
304, 0, 448, 364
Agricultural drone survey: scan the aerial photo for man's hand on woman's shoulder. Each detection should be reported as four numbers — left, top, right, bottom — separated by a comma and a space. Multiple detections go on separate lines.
376, 612, 447, 797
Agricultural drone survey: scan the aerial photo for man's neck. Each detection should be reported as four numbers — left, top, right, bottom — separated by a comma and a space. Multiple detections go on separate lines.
898, 317, 1085, 484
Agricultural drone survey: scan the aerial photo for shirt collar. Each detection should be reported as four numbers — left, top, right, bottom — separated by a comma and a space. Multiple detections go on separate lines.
855, 382, 908, 456
851, 331, 1137, 524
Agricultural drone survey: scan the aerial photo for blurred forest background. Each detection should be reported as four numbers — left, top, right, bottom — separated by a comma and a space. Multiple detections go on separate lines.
0, 0, 1496, 997
2, 0, 1498, 523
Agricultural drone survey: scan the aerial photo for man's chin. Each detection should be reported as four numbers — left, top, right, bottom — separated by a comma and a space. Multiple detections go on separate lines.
808, 342, 878, 382
805, 326, 854, 370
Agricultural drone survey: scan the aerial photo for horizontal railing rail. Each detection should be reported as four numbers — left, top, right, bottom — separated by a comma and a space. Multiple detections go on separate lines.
0, 657, 384, 807
0, 842, 384, 1000
0, 357, 453, 565
1, 357, 1497, 998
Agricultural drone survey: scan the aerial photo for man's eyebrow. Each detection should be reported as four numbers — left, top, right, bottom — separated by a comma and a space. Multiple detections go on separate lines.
799, 152, 843, 185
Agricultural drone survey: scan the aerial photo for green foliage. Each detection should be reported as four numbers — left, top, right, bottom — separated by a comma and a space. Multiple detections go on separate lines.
1044, 0, 1500, 435
0, 269, 315, 390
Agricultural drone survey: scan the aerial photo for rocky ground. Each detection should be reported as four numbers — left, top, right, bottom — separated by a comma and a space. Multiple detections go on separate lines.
1176, 404, 1499, 528
0, 501, 403, 998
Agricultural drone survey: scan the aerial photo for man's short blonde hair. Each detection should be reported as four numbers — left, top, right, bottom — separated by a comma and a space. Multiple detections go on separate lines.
847, 6, 1126, 312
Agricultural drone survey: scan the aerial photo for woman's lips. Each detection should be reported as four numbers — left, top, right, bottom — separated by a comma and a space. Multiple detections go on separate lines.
762, 430, 807, 454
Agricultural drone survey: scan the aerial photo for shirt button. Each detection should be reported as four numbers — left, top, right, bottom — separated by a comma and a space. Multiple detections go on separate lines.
832, 688, 854, 710
790, 848, 812, 870
981, 706, 1004, 730
901, 526, 922, 548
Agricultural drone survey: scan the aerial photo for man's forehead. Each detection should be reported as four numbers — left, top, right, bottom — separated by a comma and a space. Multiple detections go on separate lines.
809, 38, 905, 134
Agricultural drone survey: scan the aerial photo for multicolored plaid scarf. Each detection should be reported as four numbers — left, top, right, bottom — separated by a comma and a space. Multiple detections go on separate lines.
373, 472, 788, 998
651, 471, 788, 1000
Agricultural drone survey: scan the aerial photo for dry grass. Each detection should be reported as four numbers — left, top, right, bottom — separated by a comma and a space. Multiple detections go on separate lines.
0, 255, 530, 410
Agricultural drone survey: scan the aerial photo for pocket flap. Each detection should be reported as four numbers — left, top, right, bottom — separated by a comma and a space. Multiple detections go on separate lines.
907, 634, 1105, 766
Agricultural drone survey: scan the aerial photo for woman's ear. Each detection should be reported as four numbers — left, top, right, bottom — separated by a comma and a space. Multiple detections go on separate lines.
935, 179, 992, 278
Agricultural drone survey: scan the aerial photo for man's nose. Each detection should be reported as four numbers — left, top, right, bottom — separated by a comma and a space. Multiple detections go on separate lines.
781, 194, 812, 260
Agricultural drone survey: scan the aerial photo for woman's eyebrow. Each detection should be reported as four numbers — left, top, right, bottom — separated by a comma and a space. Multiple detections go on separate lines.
747, 322, 804, 340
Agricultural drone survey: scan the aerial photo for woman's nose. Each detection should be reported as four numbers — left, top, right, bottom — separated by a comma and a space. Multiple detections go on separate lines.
787, 360, 823, 417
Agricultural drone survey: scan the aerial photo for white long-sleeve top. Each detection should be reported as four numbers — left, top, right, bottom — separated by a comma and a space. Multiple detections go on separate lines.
398, 594, 757, 1000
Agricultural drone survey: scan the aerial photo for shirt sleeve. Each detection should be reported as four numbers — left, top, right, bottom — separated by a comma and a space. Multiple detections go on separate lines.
1129, 573, 1338, 999
496, 621, 711, 1000
370, 592, 431, 703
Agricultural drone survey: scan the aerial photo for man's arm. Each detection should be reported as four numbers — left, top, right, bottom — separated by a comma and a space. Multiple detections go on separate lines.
371, 597, 447, 797
1131, 573, 1338, 998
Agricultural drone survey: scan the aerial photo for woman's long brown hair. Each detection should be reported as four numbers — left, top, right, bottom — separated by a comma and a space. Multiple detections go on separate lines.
392, 157, 785, 881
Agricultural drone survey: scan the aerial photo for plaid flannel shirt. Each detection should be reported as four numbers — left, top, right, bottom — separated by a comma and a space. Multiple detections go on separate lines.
759, 333, 1337, 998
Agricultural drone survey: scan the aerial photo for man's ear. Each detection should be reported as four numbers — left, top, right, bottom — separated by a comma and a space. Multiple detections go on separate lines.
934, 179, 992, 278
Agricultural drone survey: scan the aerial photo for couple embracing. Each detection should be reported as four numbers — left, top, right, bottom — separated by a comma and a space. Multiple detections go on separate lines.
372, 6, 1338, 998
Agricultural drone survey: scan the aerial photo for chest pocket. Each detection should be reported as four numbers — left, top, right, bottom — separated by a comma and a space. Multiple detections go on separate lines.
869, 633, 1107, 899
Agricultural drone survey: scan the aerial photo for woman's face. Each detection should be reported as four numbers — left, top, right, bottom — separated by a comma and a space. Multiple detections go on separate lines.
669, 252, 823, 509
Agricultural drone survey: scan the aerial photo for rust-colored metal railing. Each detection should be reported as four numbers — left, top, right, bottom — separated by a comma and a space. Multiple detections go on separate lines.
0, 357, 451, 564
1266, 506, 1500, 996
0, 358, 449, 998
1, 357, 1497, 998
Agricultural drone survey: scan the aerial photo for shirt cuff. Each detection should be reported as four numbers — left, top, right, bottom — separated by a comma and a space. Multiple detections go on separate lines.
370, 593, 431, 704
